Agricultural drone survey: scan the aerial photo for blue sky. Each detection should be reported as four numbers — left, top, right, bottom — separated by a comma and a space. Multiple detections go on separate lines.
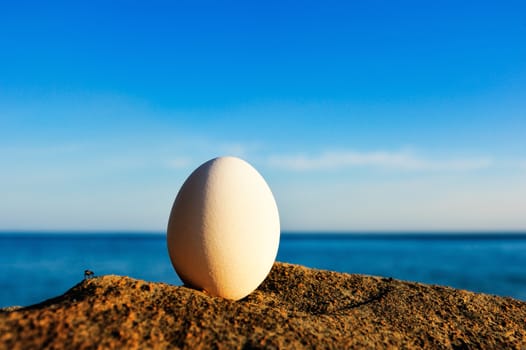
1, 1, 525, 231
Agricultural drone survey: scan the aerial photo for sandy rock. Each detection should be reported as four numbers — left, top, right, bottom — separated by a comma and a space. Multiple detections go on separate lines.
1, 262, 525, 349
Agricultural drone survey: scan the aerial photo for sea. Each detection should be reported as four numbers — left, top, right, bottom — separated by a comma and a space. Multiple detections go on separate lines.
1, 232, 525, 308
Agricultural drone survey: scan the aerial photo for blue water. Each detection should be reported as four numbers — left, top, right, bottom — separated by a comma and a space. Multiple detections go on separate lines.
1, 232, 525, 307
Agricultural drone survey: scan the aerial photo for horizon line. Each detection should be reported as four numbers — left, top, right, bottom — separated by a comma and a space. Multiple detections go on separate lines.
1, 230, 526, 235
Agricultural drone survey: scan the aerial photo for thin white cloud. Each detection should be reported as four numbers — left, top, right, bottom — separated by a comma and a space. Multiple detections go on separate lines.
0, 144, 81, 156
216, 141, 264, 160
164, 157, 193, 169
267, 150, 492, 172
162, 141, 261, 170
219, 142, 249, 157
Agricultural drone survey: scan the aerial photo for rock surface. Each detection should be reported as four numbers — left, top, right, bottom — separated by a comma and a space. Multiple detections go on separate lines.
1, 262, 526, 349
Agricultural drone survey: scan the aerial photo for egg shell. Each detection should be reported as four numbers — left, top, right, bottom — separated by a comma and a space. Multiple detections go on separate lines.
167, 156, 280, 300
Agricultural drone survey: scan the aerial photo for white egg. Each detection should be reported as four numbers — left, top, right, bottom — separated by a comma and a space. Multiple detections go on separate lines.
167, 156, 280, 300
